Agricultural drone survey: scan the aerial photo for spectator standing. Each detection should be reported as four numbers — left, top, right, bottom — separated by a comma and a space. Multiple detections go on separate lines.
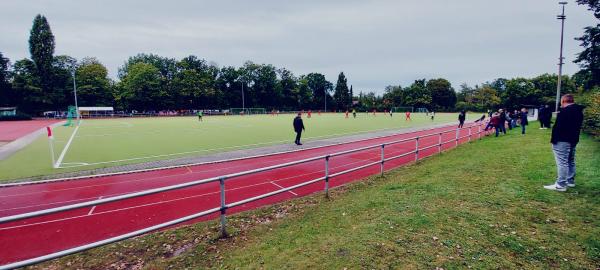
458, 110, 466, 128
544, 94, 584, 191
519, 108, 529, 134
293, 113, 305, 145
498, 109, 507, 134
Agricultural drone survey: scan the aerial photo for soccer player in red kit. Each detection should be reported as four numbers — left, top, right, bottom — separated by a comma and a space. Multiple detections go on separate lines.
307, 110, 312, 118
405, 111, 411, 121
345, 110, 349, 118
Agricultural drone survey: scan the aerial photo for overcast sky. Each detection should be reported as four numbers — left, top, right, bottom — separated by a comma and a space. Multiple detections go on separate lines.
0, 0, 597, 94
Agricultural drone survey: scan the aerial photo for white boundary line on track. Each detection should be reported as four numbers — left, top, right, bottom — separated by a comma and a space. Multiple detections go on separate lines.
54, 122, 82, 168
0, 155, 387, 230
87, 196, 102, 215
0, 122, 477, 188
271, 181, 298, 196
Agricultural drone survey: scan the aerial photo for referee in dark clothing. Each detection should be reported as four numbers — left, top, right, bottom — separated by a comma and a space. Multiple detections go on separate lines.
293, 112, 305, 145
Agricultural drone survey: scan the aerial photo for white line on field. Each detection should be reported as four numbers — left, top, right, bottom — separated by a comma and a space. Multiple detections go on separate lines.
54, 122, 82, 168
271, 181, 298, 196
87, 196, 102, 215
57, 125, 419, 168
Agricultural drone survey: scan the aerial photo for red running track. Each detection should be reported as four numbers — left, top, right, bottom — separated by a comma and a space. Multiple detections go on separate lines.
0, 123, 489, 265
0, 119, 61, 142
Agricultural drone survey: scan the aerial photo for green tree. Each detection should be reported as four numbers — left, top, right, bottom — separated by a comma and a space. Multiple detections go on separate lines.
503, 78, 538, 108
404, 79, 432, 108
29, 14, 55, 96
0, 52, 12, 106
51, 55, 77, 109
574, 0, 600, 88
531, 73, 576, 105
119, 53, 177, 108
11, 59, 42, 112
117, 62, 162, 110
382, 85, 404, 107
277, 68, 298, 110
574, 25, 600, 88
295, 76, 314, 109
304, 73, 333, 110
427, 78, 456, 111
76, 57, 112, 106
333, 72, 350, 110
174, 56, 218, 109
216, 66, 241, 108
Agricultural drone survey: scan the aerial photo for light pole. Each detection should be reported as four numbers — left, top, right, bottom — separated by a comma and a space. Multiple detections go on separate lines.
324, 88, 327, 112
555, 2, 567, 112
71, 68, 80, 125
241, 80, 245, 111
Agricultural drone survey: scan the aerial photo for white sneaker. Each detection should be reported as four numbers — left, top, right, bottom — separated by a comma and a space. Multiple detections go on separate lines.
567, 183, 575, 188
544, 184, 567, 192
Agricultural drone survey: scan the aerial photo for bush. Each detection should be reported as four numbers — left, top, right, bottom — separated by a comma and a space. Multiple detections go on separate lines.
0, 113, 32, 121
581, 88, 600, 138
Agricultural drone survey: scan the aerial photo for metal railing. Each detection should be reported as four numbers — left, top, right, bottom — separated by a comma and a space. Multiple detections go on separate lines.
0, 122, 490, 269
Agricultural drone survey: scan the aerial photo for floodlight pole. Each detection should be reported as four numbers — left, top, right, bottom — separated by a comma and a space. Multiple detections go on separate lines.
71, 68, 80, 125
324, 89, 327, 112
241, 81, 245, 111
555, 2, 567, 113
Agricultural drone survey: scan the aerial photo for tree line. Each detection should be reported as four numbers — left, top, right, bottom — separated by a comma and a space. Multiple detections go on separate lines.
0, 3, 598, 115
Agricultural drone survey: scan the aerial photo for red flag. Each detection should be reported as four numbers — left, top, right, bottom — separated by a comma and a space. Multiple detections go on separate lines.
46, 126, 53, 138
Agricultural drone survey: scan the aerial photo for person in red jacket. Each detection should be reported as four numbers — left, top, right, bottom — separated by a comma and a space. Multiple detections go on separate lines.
490, 113, 504, 137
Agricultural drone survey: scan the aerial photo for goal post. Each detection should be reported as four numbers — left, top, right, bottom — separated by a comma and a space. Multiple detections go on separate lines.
392, 106, 414, 113
229, 108, 266, 115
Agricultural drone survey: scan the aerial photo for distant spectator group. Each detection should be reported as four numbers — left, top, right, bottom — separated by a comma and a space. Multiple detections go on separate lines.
483, 108, 530, 136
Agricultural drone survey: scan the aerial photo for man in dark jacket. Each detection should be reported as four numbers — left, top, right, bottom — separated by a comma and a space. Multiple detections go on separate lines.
543, 104, 553, 128
458, 110, 466, 128
544, 94, 584, 192
498, 109, 507, 134
293, 113, 305, 145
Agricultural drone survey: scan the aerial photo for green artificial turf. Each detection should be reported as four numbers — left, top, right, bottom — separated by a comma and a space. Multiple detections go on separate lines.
0, 112, 461, 181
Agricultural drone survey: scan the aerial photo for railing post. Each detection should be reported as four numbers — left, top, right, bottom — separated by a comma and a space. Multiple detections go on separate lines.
438, 132, 442, 153
380, 144, 385, 176
478, 124, 481, 139
219, 176, 227, 238
324, 155, 330, 198
415, 137, 419, 162
468, 126, 472, 142
455, 128, 459, 147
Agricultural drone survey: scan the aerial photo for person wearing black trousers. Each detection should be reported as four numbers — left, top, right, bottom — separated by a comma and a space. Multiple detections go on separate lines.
293, 113, 305, 145
458, 110, 466, 128
519, 108, 529, 134
498, 109, 507, 134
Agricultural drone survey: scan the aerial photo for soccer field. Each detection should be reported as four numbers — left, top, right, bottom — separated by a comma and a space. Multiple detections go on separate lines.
0, 112, 466, 181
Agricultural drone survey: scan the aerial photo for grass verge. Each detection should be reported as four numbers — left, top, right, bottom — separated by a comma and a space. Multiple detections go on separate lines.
29, 126, 600, 269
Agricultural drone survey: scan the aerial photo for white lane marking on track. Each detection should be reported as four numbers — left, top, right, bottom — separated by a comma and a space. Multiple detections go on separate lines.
0, 154, 409, 230
55, 121, 82, 168
0, 143, 386, 201
0, 156, 375, 216
270, 181, 298, 196
186, 166, 193, 173
87, 196, 102, 215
